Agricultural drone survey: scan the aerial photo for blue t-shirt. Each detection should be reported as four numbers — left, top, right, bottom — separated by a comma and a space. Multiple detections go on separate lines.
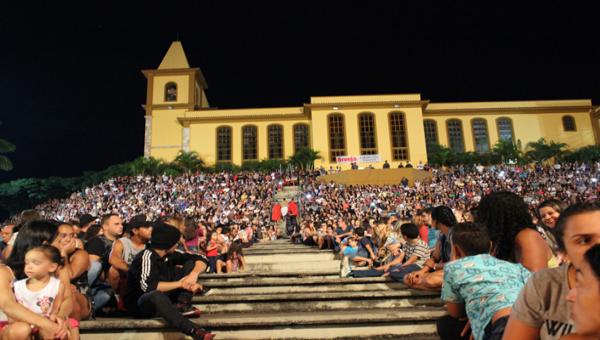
343, 246, 358, 258
441, 254, 531, 340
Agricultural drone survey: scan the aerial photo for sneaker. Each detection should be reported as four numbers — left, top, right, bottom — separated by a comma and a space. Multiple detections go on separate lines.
191, 328, 216, 340
176, 304, 202, 318
339, 256, 351, 278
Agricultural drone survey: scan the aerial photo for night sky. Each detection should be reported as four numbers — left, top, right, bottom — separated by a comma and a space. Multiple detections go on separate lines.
1, 2, 599, 183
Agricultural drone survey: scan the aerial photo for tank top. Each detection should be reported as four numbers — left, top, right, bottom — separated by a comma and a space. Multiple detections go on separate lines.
0, 265, 14, 321
116, 237, 144, 265
14, 276, 61, 317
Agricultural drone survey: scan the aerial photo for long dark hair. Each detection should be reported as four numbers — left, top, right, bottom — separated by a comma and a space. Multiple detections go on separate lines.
5, 220, 59, 279
475, 191, 534, 262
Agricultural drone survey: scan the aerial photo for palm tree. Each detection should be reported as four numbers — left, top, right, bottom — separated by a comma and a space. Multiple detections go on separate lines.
173, 150, 205, 173
0, 127, 16, 171
492, 139, 521, 163
525, 138, 567, 163
289, 147, 321, 170
129, 156, 167, 175
427, 144, 452, 166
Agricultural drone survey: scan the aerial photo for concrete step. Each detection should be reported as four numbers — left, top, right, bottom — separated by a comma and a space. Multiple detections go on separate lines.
245, 261, 340, 273
192, 289, 438, 303
201, 276, 392, 288
82, 308, 445, 339
244, 253, 336, 264
243, 248, 331, 255
206, 282, 406, 295
199, 270, 340, 280
194, 296, 443, 313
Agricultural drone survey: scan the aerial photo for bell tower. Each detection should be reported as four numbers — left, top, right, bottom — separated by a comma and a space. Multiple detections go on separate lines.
141, 41, 209, 158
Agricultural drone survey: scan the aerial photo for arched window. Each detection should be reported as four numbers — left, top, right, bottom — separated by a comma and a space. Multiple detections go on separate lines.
496, 117, 514, 142
447, 119, 465, 152
358, 112, 377, 155
267, 124, 283, 159
165, 82, 177, 102
328, 114, 346, 162
423, 119, 438, 156
293, 124, 310, 153
562, 115, 576, 131
216, 126, 232, 162
471, 118, 490, 153
389, 111, 408, 161
242, 125, 258, 161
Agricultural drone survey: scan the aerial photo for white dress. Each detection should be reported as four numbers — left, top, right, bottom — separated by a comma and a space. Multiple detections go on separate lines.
13, 276, 60, 317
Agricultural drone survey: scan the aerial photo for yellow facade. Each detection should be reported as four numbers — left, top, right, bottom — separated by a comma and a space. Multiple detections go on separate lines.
143, 42, 600, 168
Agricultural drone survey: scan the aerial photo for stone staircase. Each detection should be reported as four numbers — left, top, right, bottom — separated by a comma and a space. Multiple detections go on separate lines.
80, 240, 444, 339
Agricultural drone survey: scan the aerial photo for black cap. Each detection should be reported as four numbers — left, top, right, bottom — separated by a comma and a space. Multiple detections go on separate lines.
126, 214, 152, 232
78, 214, 96, 227
150, 220, 181, 250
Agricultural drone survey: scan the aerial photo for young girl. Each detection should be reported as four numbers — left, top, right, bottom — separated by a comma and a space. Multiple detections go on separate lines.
13, 245, 79, 339
205, 232, 220, 273
226, 241, 245, 273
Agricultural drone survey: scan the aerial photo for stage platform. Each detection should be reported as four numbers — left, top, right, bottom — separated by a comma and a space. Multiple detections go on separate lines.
317, 168, 433, 186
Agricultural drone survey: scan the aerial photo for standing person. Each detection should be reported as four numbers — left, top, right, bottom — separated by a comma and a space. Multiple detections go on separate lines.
503, 201, 600, 340
108, 215, 152, 311
85, 214, 124, 313
125, 221, 214, 340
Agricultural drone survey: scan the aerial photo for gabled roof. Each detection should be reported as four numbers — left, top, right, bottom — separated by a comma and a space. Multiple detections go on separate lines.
158, 41, 190, 69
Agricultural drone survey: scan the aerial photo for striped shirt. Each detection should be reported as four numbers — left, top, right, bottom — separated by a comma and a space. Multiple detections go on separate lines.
402, 238, 430, 268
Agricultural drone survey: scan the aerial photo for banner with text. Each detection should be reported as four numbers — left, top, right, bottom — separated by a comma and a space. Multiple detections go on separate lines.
336, 154, 381, 164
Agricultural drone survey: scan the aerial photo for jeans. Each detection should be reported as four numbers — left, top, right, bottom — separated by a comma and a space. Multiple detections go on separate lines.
389, 264, 421, 282
436, 315, 470, 340
87, 260, 112, 312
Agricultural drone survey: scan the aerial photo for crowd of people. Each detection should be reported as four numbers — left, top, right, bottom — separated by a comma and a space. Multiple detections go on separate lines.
0, 161, 599, 339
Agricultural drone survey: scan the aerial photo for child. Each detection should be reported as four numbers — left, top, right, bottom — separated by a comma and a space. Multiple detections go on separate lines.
125, 221, 214, 340
13, 245, 79, 339
339, 237, 359, 278
351, 223, 429, 280
226, 241, 245, 273
205, 232, 220, 273
438, 222, 531, 340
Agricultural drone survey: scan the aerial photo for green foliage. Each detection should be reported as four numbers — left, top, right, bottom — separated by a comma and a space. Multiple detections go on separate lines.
492, 139, 522, 163
0, 121, 16, 171
289, 147, 321, 170
561, 145, 600, 163
214, 162, 240, 173
427, 144, 452, 166
525, 138, 567, 163
173, 151, 204, 173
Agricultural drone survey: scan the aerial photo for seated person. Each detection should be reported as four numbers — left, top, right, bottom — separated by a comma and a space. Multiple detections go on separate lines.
562, 244, 600, 339
437, 222, 531, 340
125, 221, 214, 340
351, 223, 429, 281
108, 215, 152, 311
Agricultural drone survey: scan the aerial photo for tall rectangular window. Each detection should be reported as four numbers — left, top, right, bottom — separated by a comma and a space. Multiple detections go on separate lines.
471, 118, 490, 153
358, 113, 377, 155
242, 125, 258, 160
216, 126, 232, 161
496, 118, 514, 141
389, 112, 408, 160
423, 119, 438, 157
267, 124, 283, 159
293, 124, 310, 153
328, 114, 346, 162
447, 119, 465, 153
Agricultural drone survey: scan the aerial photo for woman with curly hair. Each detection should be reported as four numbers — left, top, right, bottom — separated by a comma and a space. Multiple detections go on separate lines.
474, 191, 555, 272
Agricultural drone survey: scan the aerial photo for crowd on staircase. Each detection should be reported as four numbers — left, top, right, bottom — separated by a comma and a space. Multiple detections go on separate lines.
0, 162, 599, 339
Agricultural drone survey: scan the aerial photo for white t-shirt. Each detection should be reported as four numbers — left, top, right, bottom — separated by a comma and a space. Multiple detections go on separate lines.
14, 276, 61, 317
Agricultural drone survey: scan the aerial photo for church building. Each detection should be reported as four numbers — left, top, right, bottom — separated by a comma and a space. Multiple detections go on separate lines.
143, 41, 600, 168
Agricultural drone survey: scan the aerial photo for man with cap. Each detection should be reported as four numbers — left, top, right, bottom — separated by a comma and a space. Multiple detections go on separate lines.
125, 220, 214, 340
76, 214, 96, 239
108, 214, 152, 311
